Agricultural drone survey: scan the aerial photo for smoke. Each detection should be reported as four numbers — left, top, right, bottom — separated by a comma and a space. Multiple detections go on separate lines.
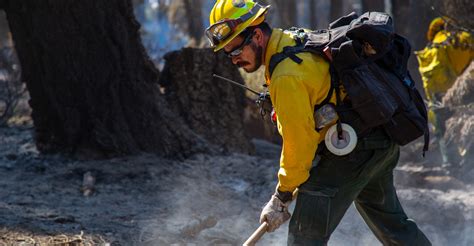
327, 188, 474, 246
136, 152, 283, 245
133, 138, 474, 245
134, 1, 188, 68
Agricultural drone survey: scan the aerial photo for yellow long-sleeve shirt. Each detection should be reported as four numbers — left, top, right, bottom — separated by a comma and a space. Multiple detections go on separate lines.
263, 29, 341, 193
416, 30, 473, 101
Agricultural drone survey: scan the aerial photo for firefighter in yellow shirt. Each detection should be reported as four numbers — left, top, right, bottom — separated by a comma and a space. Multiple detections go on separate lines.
416, 17, 473, 164
206, 1, 430, 244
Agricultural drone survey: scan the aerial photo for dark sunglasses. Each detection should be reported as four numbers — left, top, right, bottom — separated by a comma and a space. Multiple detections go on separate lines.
224, 32, 254, 58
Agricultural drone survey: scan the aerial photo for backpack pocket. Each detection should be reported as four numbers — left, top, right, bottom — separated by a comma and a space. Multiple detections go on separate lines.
371, 62, 428, 146
339, 64, 398, 128
384, 104, 425, 145
332, 40, 398, 128
384, 87, 428, 146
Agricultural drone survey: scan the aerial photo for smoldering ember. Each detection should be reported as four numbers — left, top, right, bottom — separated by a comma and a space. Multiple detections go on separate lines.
0, 1, 473, 245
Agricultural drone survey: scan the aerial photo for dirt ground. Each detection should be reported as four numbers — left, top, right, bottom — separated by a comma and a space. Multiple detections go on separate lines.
1, 127, 473, 245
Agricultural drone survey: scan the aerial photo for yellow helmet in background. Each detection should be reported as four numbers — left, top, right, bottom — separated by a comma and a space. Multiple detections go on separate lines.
206, 0, 270, 52
427, 17, 446, 42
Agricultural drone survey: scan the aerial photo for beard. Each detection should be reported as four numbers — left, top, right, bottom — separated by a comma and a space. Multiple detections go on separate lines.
240, 42, 263, 73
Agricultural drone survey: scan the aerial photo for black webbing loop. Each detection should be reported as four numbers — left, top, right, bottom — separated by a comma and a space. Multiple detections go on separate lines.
329, 64, 344, 140
268, 45, 305, 77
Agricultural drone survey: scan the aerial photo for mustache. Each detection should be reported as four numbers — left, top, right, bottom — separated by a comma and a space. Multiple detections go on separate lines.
237, 61, 250, 67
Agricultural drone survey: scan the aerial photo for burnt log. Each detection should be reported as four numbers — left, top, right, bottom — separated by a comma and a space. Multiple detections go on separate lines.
443, 62, 474, 107
361, 0, 384, 12
273, 0, 297, 29
392, 0, 440, 93
330, 0, 344, 23
442, 0, 474, 30
160, 48, 254, 154
3, 0, 205, 158
441, 62, 474, 170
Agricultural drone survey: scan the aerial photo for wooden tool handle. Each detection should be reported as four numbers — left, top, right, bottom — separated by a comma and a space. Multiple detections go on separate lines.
243, 222, 268, 246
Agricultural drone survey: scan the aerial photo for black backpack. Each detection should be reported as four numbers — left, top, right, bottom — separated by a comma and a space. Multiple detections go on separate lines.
268, 12, 429, 154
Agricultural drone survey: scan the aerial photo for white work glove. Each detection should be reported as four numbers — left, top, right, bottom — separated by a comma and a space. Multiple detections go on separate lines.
259, 194, 291, 232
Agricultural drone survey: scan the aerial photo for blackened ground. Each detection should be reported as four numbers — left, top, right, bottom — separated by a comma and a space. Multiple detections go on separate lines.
0, 127, 473, 245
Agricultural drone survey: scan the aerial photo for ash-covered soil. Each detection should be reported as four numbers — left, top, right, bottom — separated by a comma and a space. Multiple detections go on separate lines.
1, 127, 473, 245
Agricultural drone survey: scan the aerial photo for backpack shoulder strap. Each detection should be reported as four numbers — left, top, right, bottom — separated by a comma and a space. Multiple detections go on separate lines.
268, 28, 335, 77
314, 65, 338, 112
268, 29, 339, 111
268, 38, 305, 78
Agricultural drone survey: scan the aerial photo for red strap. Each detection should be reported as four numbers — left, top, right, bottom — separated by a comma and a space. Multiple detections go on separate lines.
323, 46, 333, 61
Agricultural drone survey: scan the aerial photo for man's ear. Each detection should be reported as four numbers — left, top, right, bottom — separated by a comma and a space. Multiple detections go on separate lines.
253, 28, 264, 46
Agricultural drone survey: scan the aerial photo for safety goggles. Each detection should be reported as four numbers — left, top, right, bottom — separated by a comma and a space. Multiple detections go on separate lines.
205, 4, 262, 47
224, 31, 254, 58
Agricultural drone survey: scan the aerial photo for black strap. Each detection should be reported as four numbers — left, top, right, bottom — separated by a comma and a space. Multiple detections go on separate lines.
423, 129, 429, 157
268, 41, 336, 125
268, 44, 305, 77
315, 82, 335, 113
268, 34, 342, 136
330, 64, 345, 139
388, 69, 429, 156
268, 31, 309, 77
268, 30, 343, 141
406, 72, 429, 156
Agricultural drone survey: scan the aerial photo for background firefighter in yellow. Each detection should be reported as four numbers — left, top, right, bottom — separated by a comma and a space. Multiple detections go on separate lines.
206, 0, 431, 244
415, 17, 473, 164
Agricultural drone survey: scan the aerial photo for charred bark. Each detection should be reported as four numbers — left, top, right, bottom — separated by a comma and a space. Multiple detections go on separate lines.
443, 62, 474, 108
392, 0, 439, 92
274, 0, 297, 29
330, 0, 344, 23
442, 0, 474, 30
442, 62, 474, 172
361, 0, 384, 12
3, 0, 204, 158
183, 0, 204, 46
160, 48, 254, 154
309, 0, 318, 28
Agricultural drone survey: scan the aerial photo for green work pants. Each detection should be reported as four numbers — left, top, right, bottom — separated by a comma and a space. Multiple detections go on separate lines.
288, 128, 431, 246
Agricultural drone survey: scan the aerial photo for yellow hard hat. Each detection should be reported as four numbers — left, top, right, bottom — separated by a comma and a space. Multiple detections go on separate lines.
427, 17, 446, 42
206, 0, 270, 52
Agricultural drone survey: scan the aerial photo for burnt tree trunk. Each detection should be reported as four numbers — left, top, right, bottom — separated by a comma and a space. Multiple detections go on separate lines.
309, 0, 318, 28
442, 62, 474, 173
392, 0, 440, 93
330, 0, 344, 23
361, 0, 384, 12
2, 0, 204, 158
392, 0, 439, 48
160, 48, 254, 154
443, 0, 474, 30
182, 0, 203, 46
274, 0, 297, 29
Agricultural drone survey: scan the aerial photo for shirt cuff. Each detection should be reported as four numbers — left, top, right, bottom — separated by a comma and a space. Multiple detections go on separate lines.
274, 189, 293, 203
